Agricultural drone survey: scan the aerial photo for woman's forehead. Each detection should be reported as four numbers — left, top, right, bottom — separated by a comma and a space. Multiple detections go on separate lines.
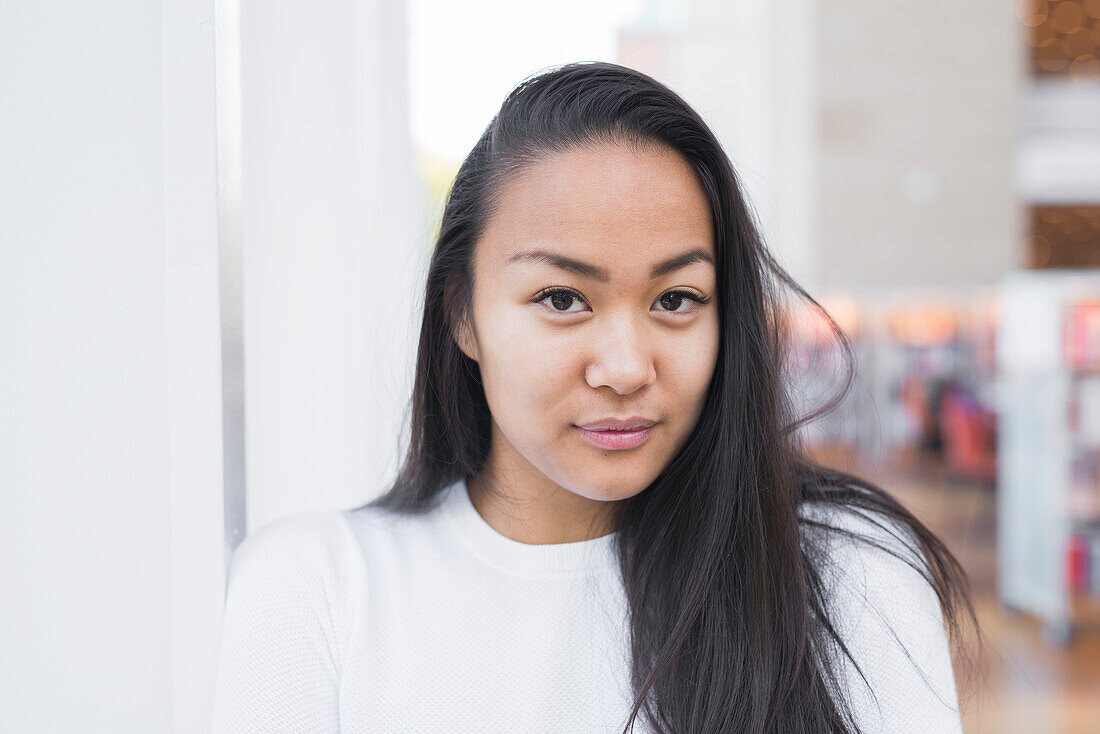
480, 143, 715, 267
496, 143, 708, 218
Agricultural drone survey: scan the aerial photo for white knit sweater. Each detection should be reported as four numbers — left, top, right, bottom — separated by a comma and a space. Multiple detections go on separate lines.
210, 477, 964, 733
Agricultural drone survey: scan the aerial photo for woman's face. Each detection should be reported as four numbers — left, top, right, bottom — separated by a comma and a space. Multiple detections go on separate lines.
455, 141, 720, 505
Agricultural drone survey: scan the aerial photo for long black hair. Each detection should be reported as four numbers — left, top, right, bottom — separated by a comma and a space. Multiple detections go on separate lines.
362, 61, 984, 734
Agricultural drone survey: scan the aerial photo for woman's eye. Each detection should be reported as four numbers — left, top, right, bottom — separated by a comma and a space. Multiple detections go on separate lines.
537, 289, 589, 313
656, 291, 706, 314
533, 288, 709, 315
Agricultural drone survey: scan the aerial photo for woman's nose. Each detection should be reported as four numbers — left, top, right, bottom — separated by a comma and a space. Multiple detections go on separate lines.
584, 319, 657, 394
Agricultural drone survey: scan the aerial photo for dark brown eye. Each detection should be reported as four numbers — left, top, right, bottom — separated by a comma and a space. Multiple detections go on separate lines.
534, 288, 587, 313
656, 290, 708, 314
550, 292, 576, 311
659, 292, 686, 312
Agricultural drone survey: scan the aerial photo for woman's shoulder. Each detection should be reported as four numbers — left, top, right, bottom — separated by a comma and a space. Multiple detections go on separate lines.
797, 499, 964, 732
796, 499, 941, 637
233, 499, 432, 562
224, 509, 367, 629
214, 510, 366, 728
798, 499, 928, 583
230, 510, 359, 576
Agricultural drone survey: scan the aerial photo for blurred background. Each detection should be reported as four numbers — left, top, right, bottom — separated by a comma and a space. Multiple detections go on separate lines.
2, 0, 1099, 731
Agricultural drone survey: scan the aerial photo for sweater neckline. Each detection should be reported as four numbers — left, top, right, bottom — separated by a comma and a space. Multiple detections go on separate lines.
438, 476, 620, 576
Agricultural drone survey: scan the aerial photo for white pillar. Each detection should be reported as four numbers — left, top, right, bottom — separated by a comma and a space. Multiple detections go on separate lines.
166, 1, 231, 729
1, 1, 226, 730
1, 0, 417, 729
241, 0, 421, 530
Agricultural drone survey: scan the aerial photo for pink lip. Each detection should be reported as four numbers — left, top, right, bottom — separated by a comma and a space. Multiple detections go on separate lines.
577, 425, 653, 450
576, 416, 657, 431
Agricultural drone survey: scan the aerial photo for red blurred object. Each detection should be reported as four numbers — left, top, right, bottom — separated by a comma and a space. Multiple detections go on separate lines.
1066, 533, 1090, 593
938, 382, 997, 484
1063, 298, 1100, 370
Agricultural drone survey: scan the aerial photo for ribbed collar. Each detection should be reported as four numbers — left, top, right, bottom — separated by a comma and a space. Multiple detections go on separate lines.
437, 476, 620, 576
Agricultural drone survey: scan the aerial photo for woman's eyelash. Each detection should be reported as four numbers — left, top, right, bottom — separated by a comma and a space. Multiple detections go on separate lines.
531, 287, 712, 314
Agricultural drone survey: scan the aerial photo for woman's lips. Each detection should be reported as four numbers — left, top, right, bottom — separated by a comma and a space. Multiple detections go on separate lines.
577, 425, 653, 450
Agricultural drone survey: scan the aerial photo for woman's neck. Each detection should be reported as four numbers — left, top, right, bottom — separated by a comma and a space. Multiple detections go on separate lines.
465, 468, 618, 545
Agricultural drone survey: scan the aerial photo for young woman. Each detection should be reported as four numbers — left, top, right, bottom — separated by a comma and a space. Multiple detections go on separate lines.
212, 61, 983, 733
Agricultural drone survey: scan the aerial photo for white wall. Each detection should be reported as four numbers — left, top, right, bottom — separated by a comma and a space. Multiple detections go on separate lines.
1, 0, 417, 729
626, 0, 1020, 292
241, 0, 421, 531
815, 0, 1021, 289
2, 1, 193, 730
165, 1, 229, 729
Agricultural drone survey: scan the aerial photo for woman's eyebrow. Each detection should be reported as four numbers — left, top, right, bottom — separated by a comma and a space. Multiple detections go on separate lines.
505, 247, 715, 282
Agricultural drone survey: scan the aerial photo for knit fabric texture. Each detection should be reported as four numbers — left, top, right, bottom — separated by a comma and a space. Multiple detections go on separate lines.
210, 477, 964, 733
